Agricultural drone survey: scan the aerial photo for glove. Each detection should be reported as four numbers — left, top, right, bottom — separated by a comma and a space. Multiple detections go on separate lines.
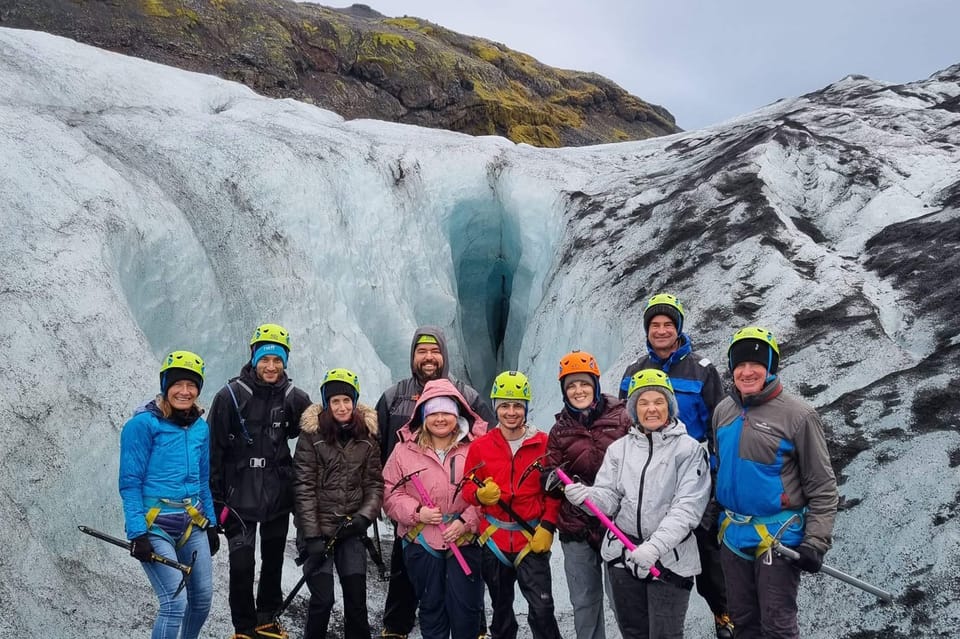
338, 514, 371, 539
624, 542, 659, 579
206, 526, 220, 557
476, 478, 502, 506
306, 537, 330, 559
794, 544, 823, 573
563, 482, 590, 506
130, 534, 154, 562
528, 523, 555, 553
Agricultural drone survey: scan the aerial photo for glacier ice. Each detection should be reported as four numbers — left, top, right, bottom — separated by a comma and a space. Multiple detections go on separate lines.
2, 27, 960, 639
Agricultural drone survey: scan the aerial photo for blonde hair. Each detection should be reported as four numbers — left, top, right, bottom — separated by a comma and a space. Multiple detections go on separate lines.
416, 418, 457, 452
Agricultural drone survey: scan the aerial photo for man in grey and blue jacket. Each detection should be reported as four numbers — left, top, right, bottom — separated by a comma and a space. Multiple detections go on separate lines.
713, 327, 838, 639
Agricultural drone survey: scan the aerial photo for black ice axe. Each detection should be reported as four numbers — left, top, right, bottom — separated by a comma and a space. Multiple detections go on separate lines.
274, 518, 348, 622
79, 525, 193, 574
79, 525, 193, 597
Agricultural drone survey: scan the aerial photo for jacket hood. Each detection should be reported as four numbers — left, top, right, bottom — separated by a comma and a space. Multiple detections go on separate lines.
397, 377, 487, 442
409, 325, 450, 380
299, 402, 378, 437
134, 398, 163, 418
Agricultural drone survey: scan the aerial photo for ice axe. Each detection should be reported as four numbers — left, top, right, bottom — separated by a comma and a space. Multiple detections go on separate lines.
459, 461, 537, 537
368, 518, 388, 581
546, 467, 661, 578
404, 472, 473, 576
274, 518, 348, 622
79, 525, 194, 596
772, 540, 894, 602
390, 467, 428, 494
517, 454, 547, 488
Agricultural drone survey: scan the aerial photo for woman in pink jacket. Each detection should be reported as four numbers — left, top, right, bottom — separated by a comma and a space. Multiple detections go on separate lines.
383, 378, 488, 639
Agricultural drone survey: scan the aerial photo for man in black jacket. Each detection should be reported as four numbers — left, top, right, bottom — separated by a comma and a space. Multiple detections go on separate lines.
209, 323, 312, 639
377, 325, 495, 638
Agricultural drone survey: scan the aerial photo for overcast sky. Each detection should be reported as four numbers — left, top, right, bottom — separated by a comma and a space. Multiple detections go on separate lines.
326, 0, 960, 130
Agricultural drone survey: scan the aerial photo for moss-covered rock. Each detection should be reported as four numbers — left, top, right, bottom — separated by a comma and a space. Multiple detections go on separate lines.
1, 0, 679, 146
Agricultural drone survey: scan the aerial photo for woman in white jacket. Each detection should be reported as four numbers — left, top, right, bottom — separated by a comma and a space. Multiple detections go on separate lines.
564, 369, 711, 639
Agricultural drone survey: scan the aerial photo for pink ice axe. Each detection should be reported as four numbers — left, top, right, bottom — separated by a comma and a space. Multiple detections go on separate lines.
554, 467, 660, 578
409, 473, 473, 576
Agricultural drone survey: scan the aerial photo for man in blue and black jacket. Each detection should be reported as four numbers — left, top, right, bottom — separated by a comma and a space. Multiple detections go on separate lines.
619, 293, 732, 639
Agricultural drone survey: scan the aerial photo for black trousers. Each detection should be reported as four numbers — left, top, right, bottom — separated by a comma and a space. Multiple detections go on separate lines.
720, 545, 801, 639
694, 524, 729, 615
226, 514, 289, 631
481, 547, 561, 639
304, 536, 370, 639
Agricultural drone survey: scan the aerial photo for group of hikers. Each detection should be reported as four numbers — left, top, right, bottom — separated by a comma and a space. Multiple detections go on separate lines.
117, 293, 838, 639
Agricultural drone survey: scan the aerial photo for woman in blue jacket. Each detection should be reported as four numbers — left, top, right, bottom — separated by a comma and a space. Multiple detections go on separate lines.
118, 350, 219, 639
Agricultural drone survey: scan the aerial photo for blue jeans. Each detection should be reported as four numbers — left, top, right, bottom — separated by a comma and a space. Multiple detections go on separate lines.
141, 529, 213, 639
404, 543, 484, 639
561, 540, 615, 639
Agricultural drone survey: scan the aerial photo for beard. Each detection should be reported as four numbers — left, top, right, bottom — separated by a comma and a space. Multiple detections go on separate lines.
415, 362, 442, 381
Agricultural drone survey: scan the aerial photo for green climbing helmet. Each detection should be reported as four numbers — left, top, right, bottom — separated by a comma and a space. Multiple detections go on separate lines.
728, 326, 780, 375
490, 370, 532, 402
250, 323, 291, 350
320, 368, 360, 407
626, 369, 674, 398
159, 350, 205, 393
626, 368, 677, 424
643, 293, 685, 334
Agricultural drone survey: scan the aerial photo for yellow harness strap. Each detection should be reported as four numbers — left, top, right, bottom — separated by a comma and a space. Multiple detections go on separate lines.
718, 510, 800, 560
145, 498, 210, 548
478, 517, 535, 568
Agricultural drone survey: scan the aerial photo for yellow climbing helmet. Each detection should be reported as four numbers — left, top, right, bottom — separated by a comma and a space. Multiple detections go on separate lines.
643, 293, 685, 334
626, 369, 678, 424
728, 326, 780, 374
159, 350, 205, 393
490, 370, 532, 402
626, 369, 674, 397
250, 323, 291, 350
320, 368, 360, 407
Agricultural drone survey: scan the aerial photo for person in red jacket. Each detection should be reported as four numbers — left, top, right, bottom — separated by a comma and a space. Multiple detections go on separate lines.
541, 351, 631, 639
461, 371, 562, 639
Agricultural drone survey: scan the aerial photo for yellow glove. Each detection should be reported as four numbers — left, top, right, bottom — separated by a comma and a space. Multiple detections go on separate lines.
529, 524, 555, 553
476, 478, 502, 506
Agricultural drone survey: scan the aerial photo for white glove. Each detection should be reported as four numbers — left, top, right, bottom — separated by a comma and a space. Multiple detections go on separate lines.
563, 482, 590, 506
625, 542, 659, 579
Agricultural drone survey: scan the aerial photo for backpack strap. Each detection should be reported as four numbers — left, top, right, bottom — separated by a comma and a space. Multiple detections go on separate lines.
224, 380, 254, 445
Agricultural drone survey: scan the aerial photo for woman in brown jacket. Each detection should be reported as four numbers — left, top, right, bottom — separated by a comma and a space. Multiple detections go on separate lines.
293, 368, 383, 639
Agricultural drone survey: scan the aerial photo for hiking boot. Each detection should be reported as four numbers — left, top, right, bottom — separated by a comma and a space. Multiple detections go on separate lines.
380, 633, 408, 639
231, 631, 255, 639
715, 613, 734, 639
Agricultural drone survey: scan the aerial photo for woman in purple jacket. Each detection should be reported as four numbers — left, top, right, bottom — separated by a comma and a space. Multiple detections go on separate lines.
541, 350, 631, 639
